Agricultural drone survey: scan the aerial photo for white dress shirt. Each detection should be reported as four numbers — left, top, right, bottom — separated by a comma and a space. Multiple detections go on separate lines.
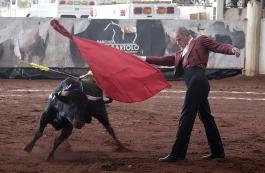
182, 37, 193, 68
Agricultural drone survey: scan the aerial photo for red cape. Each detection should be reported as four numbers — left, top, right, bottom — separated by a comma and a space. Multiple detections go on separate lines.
50, 19, 170, 103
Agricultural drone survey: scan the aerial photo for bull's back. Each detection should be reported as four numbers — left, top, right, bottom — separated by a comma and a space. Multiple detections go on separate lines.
81, 78, 103, 97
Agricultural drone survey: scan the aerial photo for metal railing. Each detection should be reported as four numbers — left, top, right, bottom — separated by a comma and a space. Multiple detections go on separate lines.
174, 0, 212, 6
225, 0, 248, 8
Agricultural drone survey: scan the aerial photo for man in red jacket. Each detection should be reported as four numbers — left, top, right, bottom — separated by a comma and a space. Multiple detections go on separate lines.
144, 27, 240, 162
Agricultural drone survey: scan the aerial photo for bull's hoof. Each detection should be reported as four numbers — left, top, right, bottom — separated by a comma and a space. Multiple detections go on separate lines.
47, 155, 55, 161
116, 145, 131, 152
23, 145, 33, 153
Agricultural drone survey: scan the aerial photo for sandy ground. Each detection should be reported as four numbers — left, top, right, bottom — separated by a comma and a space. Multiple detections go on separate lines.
0, 75, 265, 173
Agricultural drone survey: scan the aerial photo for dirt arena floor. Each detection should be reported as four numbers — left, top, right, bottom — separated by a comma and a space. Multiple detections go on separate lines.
0, 75, 265, 173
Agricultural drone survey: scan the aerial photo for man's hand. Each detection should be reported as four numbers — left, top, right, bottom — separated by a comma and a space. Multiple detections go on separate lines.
232, 47, 240, 57
137, 56, 146, 61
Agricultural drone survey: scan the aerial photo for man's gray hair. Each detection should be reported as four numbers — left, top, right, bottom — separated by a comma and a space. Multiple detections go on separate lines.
176, 27, 190, 37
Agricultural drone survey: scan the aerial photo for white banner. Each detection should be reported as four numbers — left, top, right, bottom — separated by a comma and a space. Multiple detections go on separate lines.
0, 18, 245, 69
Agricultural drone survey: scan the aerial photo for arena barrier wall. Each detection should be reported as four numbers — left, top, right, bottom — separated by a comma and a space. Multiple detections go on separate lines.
0, 18, 245, 78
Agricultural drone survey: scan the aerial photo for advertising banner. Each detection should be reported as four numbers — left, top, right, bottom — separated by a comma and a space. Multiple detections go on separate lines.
0, 18, 245, 69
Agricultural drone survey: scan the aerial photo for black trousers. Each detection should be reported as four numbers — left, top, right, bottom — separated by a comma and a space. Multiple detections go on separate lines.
170, 67, 224, 158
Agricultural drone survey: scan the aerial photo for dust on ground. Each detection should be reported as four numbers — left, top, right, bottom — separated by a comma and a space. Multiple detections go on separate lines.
0, 75, 264, 173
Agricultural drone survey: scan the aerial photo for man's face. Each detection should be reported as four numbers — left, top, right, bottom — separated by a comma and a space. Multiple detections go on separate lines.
175, 32, 189, 49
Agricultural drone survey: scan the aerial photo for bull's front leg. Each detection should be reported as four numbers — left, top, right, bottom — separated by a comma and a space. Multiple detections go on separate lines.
47, 126, 73, 161
24, 131, 43, 152
24, 111, 49, 152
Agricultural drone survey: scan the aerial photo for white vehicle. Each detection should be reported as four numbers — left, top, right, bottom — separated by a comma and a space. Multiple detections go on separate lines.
27, 0, 92, 18
88, 0, 180, 19
27, 0, 180, 19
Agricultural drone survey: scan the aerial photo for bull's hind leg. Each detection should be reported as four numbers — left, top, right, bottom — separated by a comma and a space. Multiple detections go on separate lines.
95, 111, 125, 150
47, 126, 73, 161
24, 111, 50, 153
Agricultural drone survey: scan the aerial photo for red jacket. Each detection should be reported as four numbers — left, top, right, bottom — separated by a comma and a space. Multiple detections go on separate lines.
146, 35, 235, 77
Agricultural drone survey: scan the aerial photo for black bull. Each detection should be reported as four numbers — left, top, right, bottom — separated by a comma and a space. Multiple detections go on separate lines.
24, 77, 124, 160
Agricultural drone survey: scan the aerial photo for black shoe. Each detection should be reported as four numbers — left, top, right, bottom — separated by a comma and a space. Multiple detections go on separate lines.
159, 154, 184, 162
201, 153, 225, 160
